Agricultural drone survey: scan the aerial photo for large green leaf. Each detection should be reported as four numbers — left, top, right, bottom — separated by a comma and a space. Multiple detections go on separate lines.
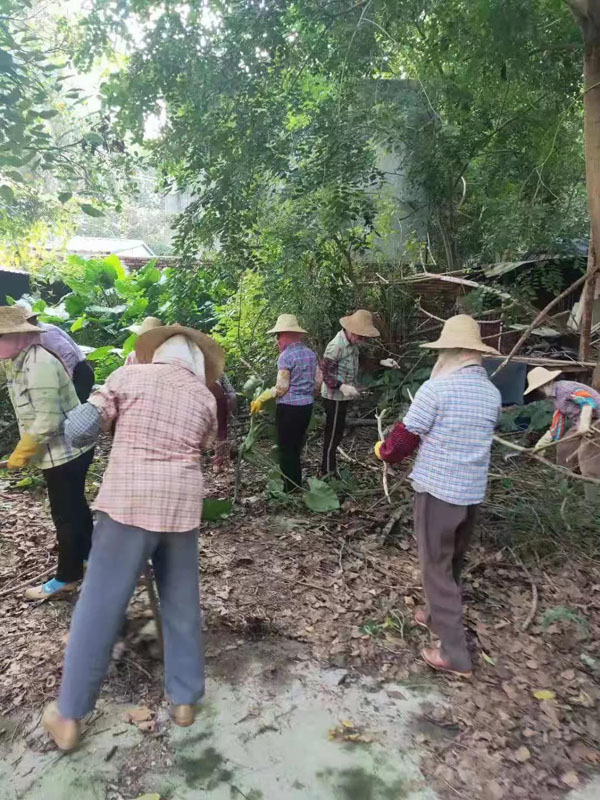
303, 478, 340, 513
80, 203, 104, 217
202, 498, 233, 521
0, 185, 15, 204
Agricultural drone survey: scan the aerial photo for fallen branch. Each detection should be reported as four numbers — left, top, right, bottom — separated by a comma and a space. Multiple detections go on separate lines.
0, 566, 54, 599
382, 507, 405, 540
493, 435, 600, 485
508, 548, 538, 632
337, 447, 380, 472
142, 564, 164, 658
375, 408, 391, 505
492, 267, 599, 377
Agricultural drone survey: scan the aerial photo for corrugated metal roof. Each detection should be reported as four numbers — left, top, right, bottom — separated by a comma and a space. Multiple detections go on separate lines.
65, 237, 155, 258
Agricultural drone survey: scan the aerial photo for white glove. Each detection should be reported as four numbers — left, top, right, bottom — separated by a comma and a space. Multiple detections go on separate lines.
340, 383, 360, 399
533, 429, 553, 452
380, 358, 400, 369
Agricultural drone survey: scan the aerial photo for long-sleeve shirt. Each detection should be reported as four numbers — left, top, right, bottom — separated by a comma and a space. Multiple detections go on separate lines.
70, 363, 217, 532
403, 366, 501, 505
321, 330, 359, 402
5, 345, 91, 469
38, 322, 84, 377
549, 380, 600, 440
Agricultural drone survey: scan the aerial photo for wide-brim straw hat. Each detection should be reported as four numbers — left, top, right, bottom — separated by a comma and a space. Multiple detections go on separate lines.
0, 306, 41, 335
420, 314, 500, 355
340, 309, 380, 338
128, 316, 162, 336
135, 324, 225, 385
524, 366, 562, 396
267, 314, 307, 334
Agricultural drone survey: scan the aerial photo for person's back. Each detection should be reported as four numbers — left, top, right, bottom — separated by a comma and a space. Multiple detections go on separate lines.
406, 365, 501, 505
90, 362, 216, 532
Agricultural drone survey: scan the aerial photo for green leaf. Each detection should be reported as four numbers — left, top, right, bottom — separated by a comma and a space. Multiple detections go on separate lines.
64, 294, 86, 317
303, 477, 340, 513
122, 332, 137, 356
102, 254, 126, 279
84, 132, 103, 146
58, 191, 72, 203
202, 498, 233, 521
31, 299, 46, 313
80, 203, 104, 217
70, 316, 85, 332
0, 185, 15, 204
15, 476, 34, 489
37, 109, 59, 118
86, 345, 115, 361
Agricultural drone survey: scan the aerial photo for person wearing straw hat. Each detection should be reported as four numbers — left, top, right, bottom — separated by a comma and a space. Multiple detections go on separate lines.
251, 314, 321, 491
17, 301, 95, 403
375, 315, 501, 678
124, 316, 163, 365
0, 306, 95, 601
41, 324, 222, 751
321, 309, 396, 478
524, 366, 600, 498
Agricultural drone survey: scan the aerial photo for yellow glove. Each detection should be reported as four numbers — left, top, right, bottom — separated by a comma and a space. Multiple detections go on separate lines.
250, 387, 277, 415
7, 433, 40, 469
533, 429, 553, 453
374, 441, 383, 460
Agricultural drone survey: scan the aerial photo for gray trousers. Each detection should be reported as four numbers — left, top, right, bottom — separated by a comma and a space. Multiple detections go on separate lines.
58, 512, 204, 719
414, 492, 478, 672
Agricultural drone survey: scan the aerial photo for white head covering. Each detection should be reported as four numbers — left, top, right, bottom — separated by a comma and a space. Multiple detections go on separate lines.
430, 348, 482, 379
151, 334, 206, 382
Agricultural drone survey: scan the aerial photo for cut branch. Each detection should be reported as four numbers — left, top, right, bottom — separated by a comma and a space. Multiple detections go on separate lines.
375, 408, 391, 504
493, 434, 600, 485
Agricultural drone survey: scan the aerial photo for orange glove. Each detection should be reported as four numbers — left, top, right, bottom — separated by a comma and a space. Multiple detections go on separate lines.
7, 433, 40, 469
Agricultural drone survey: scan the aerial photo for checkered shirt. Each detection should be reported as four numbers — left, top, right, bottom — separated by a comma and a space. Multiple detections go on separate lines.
321, 330, 359, 401
277, 342, 318, 406
87, 363, 217, 532
4, 345, 92, 470
404, 366, 501, 505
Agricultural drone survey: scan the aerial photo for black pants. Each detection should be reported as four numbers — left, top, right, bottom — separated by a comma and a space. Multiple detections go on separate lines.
72, 360, 95, 403
321, 398, 348, 477
43, 448, 95, 583
276, 403, 313, 492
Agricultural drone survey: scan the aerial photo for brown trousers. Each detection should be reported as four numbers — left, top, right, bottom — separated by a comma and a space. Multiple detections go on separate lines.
414, 492, 478, 672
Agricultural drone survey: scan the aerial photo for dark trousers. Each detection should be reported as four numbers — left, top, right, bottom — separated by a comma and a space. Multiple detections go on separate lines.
276, 403, 313, 492
72, 360, 95, 403
321, 398, 348, 476
414, 492, 478, 671
42, 448, 95, 583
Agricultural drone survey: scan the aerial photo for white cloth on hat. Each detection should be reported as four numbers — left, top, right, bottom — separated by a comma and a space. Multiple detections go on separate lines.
152, 334, 206, 382
430, 349, 482, 380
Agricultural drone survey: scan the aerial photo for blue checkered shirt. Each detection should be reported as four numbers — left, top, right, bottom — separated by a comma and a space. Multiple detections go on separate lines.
277, 342, 318, 406
403, 366, 501, 505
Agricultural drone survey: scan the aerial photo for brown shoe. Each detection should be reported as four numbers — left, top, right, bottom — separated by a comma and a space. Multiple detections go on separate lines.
421, 647, 472, 679
173, 704, 196, 727
42, 702, 80, 751
25, 581, 77, 601
414, 607, 432, 633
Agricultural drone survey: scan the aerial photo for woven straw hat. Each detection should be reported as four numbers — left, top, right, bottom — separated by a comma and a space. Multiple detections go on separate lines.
340, 309, 380, 338
267, 314, 307, 334
135, 324, 225, 385
128, 316, 162, 336
524, 366, 562, 396
421, 314, 500, 354
0, 306, 41, 335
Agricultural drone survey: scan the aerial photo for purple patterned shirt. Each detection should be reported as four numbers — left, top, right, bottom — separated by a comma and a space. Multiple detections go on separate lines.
277, 342, 318, 406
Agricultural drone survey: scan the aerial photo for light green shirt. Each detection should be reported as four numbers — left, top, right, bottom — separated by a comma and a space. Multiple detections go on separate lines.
4, 345, 92, 469
321, 329, 359, 402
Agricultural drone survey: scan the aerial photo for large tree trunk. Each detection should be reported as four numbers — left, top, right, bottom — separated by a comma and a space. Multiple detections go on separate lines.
569, 1, 600, 359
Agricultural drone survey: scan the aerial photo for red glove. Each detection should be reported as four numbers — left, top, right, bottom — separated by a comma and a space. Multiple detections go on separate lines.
379, 422, 420, 463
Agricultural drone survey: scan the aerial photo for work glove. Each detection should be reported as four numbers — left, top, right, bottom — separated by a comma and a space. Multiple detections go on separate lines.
533, 429, 553, 453
339, 384, 360, 399
7, 433, 40, 469
250, 386, 276, 415
374, 441, 383, 460
380, 358, 400, 369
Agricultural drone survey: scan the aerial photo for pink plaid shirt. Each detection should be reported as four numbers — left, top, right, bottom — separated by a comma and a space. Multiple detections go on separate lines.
88, 363, 217, 532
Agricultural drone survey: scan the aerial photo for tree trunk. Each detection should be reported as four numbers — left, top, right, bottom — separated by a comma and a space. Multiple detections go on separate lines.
575, 1, 600, 359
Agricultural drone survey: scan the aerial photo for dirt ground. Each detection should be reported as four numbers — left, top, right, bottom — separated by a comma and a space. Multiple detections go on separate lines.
1, 425, 600, 799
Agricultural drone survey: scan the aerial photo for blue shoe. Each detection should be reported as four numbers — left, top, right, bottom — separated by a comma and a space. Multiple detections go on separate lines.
25, 578, 77, 601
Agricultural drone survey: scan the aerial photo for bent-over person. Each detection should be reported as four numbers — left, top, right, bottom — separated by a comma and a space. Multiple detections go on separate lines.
41, 324, 222, 751
376, 315, 501, 678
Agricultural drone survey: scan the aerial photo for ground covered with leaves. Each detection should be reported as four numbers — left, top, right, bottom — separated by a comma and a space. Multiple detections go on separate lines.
1, 424, 600, 799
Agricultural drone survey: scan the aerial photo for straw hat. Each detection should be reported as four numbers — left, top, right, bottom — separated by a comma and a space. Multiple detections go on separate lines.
524, 366, 562, 396
135, 323, 225, 385
0, 306, 41, 335
420, 314, 500, 355
267, 314, 307, 334
13, 300, 37, 320
340, 310, 380, 338
128, 316, 162, 336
